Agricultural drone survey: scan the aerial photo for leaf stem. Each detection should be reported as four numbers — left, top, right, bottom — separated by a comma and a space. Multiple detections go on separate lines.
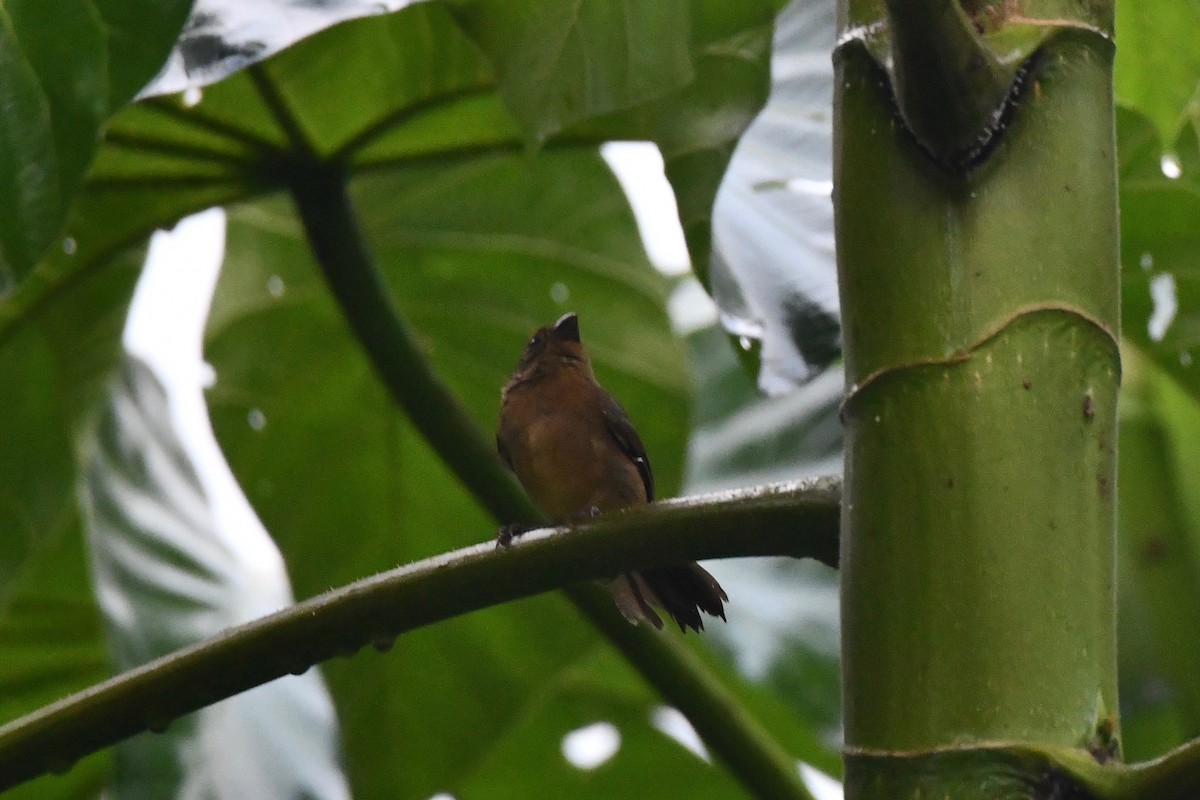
287, 160, 530, 522
878, 0, 1013, 164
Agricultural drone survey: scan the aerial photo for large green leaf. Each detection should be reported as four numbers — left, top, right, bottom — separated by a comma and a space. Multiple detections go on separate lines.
0, 0, 192, 288
81, 353, 350, 799
563, 0, 779, 276
0, 238, 146, 799
447, 0, 694, 145
0, 30, 196, 792
1118, 354, 1200, 760
1114, 0, 1200, 146
2, 1, 794, 795
203, 161, 690, 796
1118, 108, 1200, 401
6, 0, 776, 354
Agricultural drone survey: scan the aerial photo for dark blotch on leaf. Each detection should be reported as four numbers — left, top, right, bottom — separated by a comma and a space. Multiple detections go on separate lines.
180, 11, 268, 74
782, 294, 842, 372
1139, 534, 1169, 562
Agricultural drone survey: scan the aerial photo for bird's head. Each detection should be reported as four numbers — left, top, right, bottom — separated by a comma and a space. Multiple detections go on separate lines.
511, 312, 592, 382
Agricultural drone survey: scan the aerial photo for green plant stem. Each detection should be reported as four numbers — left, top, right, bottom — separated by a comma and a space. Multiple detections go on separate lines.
835, 3, 1120, 795
287, 160, 523, 520
0, 479, 838, 793
881, 0, 1011, 161
285, 159, 824, 799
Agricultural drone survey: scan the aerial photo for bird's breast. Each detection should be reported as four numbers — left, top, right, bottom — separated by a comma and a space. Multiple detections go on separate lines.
499, 391, 645, 521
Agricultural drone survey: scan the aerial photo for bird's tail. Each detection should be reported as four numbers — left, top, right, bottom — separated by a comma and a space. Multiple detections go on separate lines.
608, 563, 728, 633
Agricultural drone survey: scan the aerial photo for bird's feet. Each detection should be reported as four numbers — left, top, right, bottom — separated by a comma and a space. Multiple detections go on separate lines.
497, 507, 598, 548
496, 523, 531, 549
568, 505, 602, 523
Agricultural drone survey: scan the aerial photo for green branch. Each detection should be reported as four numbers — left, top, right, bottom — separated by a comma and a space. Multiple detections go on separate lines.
0, 479, 840, 793
879, 0, 1012, 163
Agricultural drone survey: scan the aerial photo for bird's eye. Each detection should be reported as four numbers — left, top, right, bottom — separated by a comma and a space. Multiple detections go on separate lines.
520, 333, 547, 365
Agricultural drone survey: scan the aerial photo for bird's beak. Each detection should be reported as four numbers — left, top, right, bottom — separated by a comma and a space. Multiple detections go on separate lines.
553, 312, 580, 343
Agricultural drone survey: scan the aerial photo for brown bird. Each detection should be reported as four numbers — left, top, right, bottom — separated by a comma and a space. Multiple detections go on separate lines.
496, 312, 728, 632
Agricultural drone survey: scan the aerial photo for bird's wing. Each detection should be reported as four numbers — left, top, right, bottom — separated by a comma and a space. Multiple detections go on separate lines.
600, 392, 654, 502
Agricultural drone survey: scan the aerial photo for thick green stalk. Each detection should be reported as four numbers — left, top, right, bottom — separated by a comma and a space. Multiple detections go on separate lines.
835, 1, 1119, 796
